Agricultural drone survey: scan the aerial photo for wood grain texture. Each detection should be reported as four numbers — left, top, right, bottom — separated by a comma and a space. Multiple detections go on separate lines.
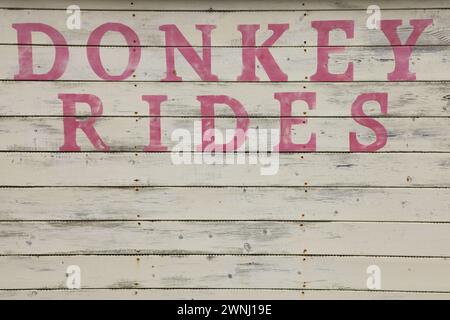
1, 0, 450, 10
1, 221, 450, 256
1, 187, 448, 221
0, 153, 448, 187
0, 9, 447, 46
2, 289, 450, 300
1, 82, 449, 117
0, 255, 449, 291
1, 46, 450, 81
0, 0, 449, 300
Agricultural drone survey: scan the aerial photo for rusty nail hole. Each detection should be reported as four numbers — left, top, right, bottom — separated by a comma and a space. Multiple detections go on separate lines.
136, 257, 140, 261
303, 249, 308, 253
406, 176, 412, 183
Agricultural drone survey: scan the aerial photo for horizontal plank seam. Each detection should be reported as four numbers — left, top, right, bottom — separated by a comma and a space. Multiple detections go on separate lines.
1, 220, 449, 224
0, 253, 449, 259
2, 151, 448, 154
0, 186, 448, 189
0, 44, 447, 48
4, 80, 450, 83
0, 151, 448, 154
3, 80, 450, 84
2, 8, 450, 12
0, 288, 449, 294
1, 116, 449, 119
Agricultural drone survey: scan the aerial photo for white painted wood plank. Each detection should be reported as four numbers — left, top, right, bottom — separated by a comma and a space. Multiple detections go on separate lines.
0, 9, 447, 46
0, 117, 448, 152
0, 153, 448, 187
1, 0, 449, 10
1, 46, 449, 81
1, 221, 450, 256
2, 289, 450, 300
1, 82, 449, 117
1, 255, 449, 291
1, 187, 448, 222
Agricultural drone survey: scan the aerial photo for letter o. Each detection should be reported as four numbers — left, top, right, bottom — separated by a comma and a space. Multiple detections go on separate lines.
87, 23, 141, 80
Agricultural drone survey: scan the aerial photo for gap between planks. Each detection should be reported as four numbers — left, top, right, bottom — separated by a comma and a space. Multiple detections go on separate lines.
1, 186, 449, 188
1, 288, 450, 293
1, 44, 450, 48
4, 80, 450, 83
2, 253, 450, 258
1, 220, 450, 224
2, 9, 450, 12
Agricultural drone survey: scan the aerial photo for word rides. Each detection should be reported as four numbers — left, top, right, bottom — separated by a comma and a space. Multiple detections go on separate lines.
58, 92, 388, 152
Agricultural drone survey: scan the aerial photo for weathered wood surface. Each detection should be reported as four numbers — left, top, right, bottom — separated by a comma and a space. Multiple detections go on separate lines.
2, 289, 450, 300
1, 46, 450, 81
0, 153, 448, 187
1, 0, 450, 300
1, 255, 449, 291
1, 221, 449, 256
0, 9, 449, 46
1, 187, 448, 221
1, 0, 450, 10
0, 117, 449, 152
1, 82, 449, 117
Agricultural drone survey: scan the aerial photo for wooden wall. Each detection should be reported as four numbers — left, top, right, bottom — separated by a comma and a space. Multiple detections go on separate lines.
1, 0, 450, 299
